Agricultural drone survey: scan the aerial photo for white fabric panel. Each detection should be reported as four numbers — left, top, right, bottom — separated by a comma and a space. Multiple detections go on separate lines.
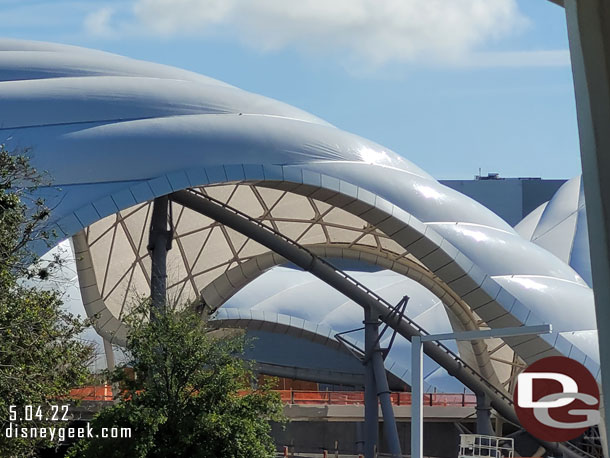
516, 176, 592, 286
492, 275, 596, 332
221, 266, 462, 391
533, 212, 579, 264
432, 223, 585, 283
3, 39, 598, 375
515, 202, 548, 240
571, 204, 592, 285
532, 175, 581, 241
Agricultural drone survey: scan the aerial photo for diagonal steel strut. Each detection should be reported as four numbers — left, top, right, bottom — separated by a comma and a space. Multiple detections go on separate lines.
169, 188, 585, 458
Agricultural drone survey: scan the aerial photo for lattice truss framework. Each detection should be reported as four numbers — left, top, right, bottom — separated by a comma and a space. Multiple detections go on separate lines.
82, 182, 517, 387
85, 183, 419, 319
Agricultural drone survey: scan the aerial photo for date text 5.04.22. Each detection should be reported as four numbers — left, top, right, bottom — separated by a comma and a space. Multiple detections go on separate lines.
9, 405, 69, 422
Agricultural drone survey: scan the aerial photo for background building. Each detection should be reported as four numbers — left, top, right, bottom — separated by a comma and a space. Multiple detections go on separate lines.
441, 175, 566, 226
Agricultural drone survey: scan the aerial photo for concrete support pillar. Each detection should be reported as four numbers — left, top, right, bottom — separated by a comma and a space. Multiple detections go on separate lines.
564, 0, 610, 450
148, 196, 172, 317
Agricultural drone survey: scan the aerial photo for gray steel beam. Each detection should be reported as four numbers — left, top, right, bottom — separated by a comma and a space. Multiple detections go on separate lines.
356, 422, 365, 456
419, 325, 551, 342
475, 392, 494, 436
253, 361, 365, 387
372, 350, 402, 457
411, 336, 423, 458
364, 308, 402, 458
169, 189, 584, 458
364, 309, 379, 458
148, 196, 172, 316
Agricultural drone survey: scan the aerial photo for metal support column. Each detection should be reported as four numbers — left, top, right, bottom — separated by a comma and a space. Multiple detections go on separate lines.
364, 307, 402, 457
364, 308, 378, 458
169, 189, 581, 458
411, 326, 551, 458
147, 196, 172, 317
411, 336, 423, 458
102, 338, 115, 371
475, 392, 494, 436
372, 349, 402, 457
355, 422, 365, 457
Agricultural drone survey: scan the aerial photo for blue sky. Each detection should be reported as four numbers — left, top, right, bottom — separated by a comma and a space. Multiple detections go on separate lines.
0, 0, 579, 179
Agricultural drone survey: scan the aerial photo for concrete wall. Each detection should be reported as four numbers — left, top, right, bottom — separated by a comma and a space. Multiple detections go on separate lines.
271, 420, 473, 457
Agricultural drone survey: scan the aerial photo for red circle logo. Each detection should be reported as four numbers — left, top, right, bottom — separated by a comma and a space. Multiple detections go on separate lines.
514, 356, 600, 442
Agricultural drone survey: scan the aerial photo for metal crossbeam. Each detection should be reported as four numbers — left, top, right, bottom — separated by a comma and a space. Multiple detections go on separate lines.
419, 325, 552, 343
169, 189, 585, 458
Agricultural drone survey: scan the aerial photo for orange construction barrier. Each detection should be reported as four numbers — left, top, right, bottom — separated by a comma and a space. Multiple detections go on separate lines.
69, 385, 113, 401
66, 386, 480, 407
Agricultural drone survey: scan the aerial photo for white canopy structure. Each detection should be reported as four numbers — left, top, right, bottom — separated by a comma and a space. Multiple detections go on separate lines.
0, 39, 599, 395
517, 175, 591, 287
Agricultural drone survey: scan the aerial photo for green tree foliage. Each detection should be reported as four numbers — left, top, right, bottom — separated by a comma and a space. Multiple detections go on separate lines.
69, 301, 284, 458
0, 146, 94, 457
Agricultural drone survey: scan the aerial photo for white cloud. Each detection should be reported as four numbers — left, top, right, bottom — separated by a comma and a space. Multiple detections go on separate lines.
83, 0, 571, 69
133, 0, 231, 35
84, 7, 116, 37
125, 0, 527, 65
464, 50, 571, 67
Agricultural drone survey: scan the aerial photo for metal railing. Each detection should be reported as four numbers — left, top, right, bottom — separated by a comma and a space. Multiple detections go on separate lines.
71, 386, 480, 407
458, 434, 514, 458
274, 390, 477, 407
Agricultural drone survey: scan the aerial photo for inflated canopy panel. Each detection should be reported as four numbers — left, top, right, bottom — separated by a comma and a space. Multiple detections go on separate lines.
1, 39, 600, 382
516, 175, 591, 286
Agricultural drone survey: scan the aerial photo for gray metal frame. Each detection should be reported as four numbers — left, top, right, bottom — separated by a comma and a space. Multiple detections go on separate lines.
411, 325, 552, 458
168, 188, 584, 458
